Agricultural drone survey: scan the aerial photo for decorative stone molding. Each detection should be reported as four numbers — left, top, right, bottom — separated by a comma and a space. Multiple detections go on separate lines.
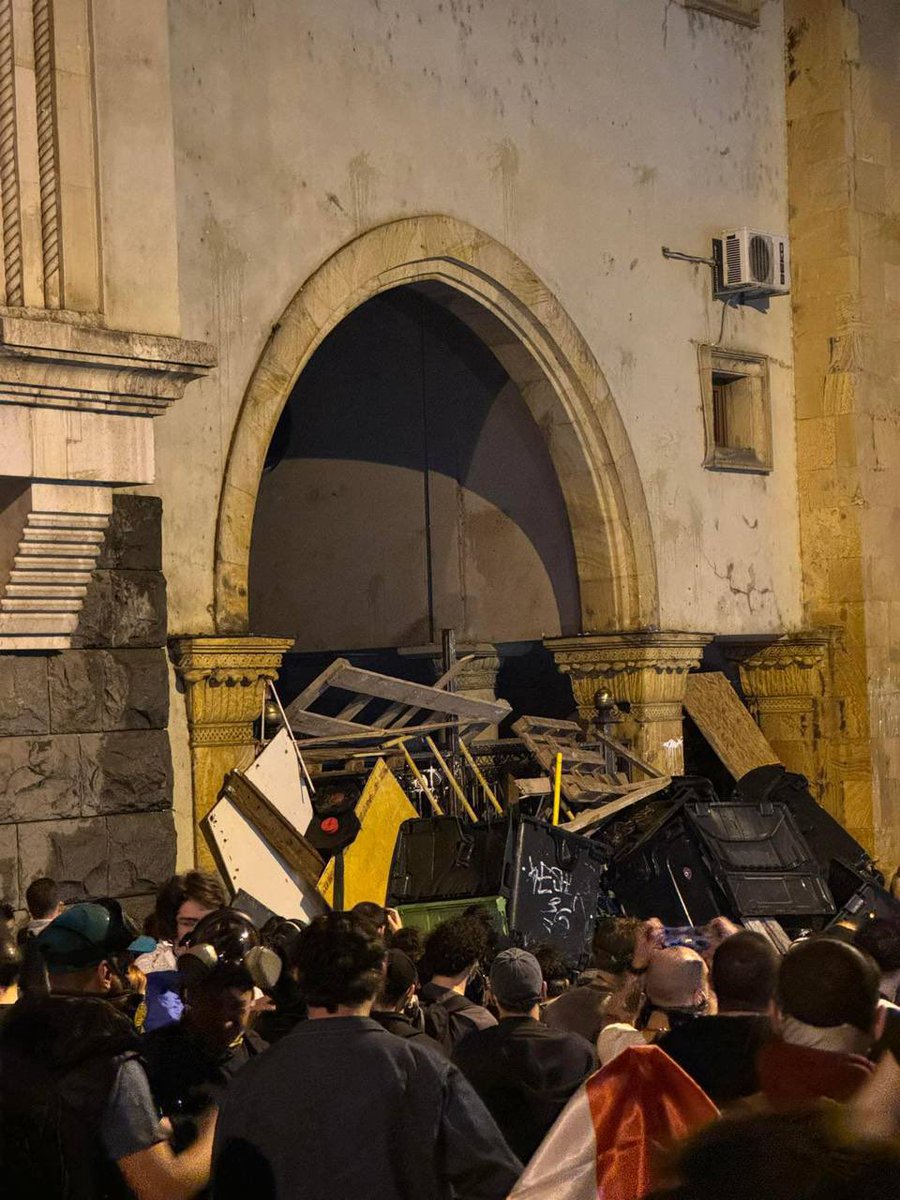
0, 318, 214, 649
724, 632, 830, 793
171, 636, 293, 869
214, 215, 660, 640
546, 631, 712, 774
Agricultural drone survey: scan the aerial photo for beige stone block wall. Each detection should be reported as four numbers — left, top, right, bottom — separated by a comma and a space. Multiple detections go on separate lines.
788, 0, 900, 866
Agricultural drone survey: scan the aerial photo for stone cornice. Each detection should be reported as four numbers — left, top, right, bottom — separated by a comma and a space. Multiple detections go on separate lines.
171, 636, 294, 750
170, 636, 294, 689
546, 631, 713, 676
724, 632, 829, 699
0, 316, 215, 417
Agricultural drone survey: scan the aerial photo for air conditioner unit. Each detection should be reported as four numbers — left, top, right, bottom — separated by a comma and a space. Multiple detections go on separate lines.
713, 228, 790, 297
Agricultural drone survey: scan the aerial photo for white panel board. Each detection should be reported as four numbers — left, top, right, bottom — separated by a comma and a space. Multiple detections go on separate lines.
243, 727, 313, 834
207, 795, 325, 922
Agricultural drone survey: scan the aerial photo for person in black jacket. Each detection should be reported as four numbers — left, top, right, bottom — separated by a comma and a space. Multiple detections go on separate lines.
657, 930, 777, 1106
370, 948, 445, 1054
420, 911, 497, 1050
0, 901, 213, 1200
453, 947, 596, 1164
211, 912, 522, 1200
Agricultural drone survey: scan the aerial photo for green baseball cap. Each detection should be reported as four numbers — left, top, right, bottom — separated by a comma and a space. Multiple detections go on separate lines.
36, 901, 154, 974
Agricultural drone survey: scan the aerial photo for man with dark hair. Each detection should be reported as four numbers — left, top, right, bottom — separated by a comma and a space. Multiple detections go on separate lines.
420, 912, 497, 1050
543, 916, 641, 1042
656, 931, 777, 1105
138, 870, 229, 1031
370, 948, 444, 1052
758, 936, 881, 1108
211, 912, 522, 1199
0, 901, 213, 1199
18, 876, 63, 943
143, 910, 268, 1154
453, 948, 596, 1164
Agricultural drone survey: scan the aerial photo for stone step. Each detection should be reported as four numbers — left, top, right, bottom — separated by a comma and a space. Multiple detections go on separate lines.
10, 569, 93, 586
22, 527, 105, 545
28, 513, 109, 530
1, 597, 82, 612
17, 541, 99, 558
0, 611, 79, 635
14, 555, 95, 570
5, 584, 88, 599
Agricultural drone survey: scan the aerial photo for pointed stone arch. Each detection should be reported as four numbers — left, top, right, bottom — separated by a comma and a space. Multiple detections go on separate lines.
214, 215, 658, 635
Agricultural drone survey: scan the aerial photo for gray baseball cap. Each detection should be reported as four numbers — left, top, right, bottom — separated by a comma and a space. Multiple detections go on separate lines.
490, 947, 543, 1009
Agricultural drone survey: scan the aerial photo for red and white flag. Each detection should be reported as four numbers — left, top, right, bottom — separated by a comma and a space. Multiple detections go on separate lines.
508, 1044, 718, 1200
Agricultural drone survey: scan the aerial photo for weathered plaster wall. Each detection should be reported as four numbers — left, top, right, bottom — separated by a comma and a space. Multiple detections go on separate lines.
161, 0, 801, 640
787, 0, 900, 864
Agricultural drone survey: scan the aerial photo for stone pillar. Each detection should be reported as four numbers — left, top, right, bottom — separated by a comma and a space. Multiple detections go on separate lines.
171, 636, 293, 870
726, 634, 829, 798
545, 632, 712, 775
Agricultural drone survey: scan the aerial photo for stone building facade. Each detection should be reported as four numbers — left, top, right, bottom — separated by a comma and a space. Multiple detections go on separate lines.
0, 0, 898, 910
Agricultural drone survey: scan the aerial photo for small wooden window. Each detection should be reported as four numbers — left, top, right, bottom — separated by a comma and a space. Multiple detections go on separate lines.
683, 0, 759, 27
699, 346, 772, 473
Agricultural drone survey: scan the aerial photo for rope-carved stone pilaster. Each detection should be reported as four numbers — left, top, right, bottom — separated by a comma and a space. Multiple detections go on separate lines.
33, 0, 60, 308
0, 0, 22, 307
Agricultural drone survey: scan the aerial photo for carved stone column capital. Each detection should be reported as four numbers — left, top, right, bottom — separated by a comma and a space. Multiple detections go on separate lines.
723, 632, 831, 797
725, 633, 829, 702
171, 635, 294, 747
545, 631, 712, 773
171, 635, 294, 869
546, 631, 712, 707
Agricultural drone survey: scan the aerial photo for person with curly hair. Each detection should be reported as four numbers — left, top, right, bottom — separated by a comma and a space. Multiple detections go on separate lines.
211, 912, 522, 1200
419, 911, 498, 1051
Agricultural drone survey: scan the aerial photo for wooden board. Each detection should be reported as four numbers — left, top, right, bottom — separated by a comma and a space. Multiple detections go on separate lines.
243, 727, 314, 835
222, 772, 324, 886
317, 758, 418, 909
561, 776, 672, 834
683, 671, 780, 780
205, 797, 327, 923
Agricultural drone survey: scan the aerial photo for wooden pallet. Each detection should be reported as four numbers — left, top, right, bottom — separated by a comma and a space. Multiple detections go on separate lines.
512, 714, 669, 830
284, 657, 511, 747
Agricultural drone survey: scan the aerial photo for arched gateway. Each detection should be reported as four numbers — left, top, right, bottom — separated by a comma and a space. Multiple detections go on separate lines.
214, 215, 658, 639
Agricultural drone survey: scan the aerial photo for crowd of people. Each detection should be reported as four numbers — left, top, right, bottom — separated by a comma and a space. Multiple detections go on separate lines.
0, 869, 898, 1198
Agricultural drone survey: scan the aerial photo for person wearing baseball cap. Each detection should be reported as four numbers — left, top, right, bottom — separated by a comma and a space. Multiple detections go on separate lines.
0, 900, 214, 1199
453, 947, 597, 1164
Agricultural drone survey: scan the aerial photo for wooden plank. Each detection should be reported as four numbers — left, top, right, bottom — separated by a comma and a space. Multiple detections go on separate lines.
221, 772, 324, 886
561, 776, 672, 834
384, 654, 477, 730
205, 796, 326, 922
284, 658, 353, 717
684, 672, 780, 780
317, 759, 418, 908
289, 710, 383, 738
293, 719, 460, 749
514, 715, 582, 734
322, 662, 510, 723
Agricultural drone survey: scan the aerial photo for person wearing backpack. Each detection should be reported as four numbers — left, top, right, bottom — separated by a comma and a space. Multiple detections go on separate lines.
0, 901, 213, 1199
420, 911, 497, 1052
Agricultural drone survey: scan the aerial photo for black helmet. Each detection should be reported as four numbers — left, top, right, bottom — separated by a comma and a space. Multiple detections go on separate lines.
179, 908, 282, 991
